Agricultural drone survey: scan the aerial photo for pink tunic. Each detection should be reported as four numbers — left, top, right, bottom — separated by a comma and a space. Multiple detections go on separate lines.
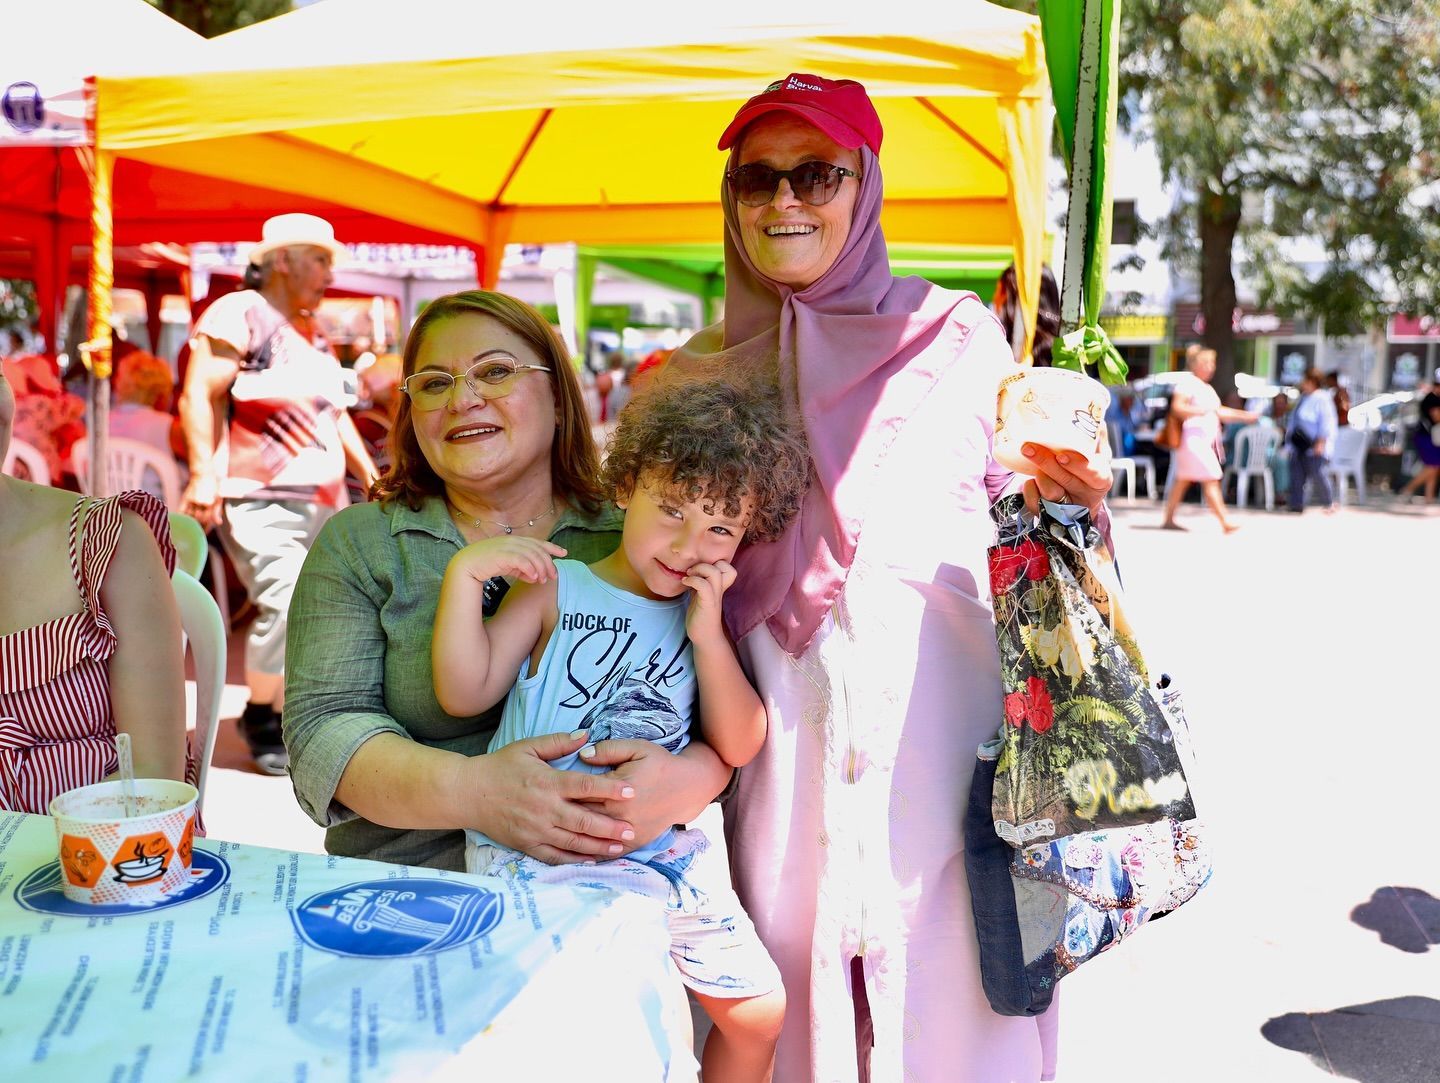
728, 333, 1059, 1082
0, 491, 181, 814
1172, 374, 1223, 482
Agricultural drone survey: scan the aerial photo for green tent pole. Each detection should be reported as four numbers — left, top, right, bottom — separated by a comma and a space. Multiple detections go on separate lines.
701, 271, 721, 328
574, 251, 596, 366
1040, 0, 1127, 384
1056, 0, 1102, 333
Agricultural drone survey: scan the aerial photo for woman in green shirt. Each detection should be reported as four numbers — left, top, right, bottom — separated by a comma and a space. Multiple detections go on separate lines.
284, 291, 733, 870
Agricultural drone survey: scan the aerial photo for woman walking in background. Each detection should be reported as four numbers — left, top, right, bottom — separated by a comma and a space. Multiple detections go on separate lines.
1161, 345, 1256, 532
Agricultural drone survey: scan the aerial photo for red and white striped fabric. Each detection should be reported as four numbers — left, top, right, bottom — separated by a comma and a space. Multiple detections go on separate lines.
0, 490, 186, 814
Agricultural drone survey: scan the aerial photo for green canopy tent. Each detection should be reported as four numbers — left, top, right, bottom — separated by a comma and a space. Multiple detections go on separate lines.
573, 244, 1016, 349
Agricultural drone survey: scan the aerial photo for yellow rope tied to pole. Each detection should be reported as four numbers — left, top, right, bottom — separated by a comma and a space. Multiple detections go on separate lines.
80, 144, 116, 497
81, 147, 116, 382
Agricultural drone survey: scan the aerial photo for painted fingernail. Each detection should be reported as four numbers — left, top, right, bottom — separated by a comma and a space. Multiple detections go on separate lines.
621, 829, 635, 841
578, 745, 595, 759
620, 786, 635, 798
569, 730, 586, 740
608, 844, 624, 855
1022, 445, 1036, 457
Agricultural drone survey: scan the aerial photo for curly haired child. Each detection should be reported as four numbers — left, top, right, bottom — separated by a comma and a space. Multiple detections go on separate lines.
433, 372, 808, 1083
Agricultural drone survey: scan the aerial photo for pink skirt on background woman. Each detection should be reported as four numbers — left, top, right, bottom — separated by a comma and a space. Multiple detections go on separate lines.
1175, 412, 1222, 481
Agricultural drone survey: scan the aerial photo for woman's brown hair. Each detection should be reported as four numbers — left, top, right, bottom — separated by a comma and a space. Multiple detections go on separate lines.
371, 290, 604, 512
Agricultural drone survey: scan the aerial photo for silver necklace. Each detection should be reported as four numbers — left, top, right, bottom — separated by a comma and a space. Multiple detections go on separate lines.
448, 498, 556, 536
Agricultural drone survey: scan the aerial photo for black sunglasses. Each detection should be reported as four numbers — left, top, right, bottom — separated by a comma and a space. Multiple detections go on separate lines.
725, 161, 860, 207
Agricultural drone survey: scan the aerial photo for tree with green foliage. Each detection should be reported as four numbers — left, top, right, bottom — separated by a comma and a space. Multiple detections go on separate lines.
1122, 1, 1440, 396
1001, 0, 1440, 396
146, 0, 291, 39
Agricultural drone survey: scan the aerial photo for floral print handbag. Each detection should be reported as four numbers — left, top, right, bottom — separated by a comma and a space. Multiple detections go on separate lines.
964, 494, 1212, 1016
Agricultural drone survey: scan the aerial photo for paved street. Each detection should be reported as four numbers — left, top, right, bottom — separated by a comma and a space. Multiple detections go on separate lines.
196, 493, 1440, 1081
1055, 495, 1439, 1082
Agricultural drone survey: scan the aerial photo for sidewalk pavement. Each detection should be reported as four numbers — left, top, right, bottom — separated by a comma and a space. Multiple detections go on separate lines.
195, 494, 1440, 1081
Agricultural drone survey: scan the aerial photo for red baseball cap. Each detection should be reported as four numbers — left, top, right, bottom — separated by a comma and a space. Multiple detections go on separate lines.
718, 73, 883, 154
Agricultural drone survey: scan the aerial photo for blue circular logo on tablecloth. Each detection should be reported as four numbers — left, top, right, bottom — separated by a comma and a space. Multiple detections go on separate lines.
291, 878, 504, 958
2, 82, 45, 134
14, 850, 230, 916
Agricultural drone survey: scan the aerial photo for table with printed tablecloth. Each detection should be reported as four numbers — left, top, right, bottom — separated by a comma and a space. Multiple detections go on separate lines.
0, 813, 694, 1081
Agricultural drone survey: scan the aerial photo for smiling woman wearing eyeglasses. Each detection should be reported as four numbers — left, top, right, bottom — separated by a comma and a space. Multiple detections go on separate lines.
283, 290, 734, 872
656, 74, 1117, 1081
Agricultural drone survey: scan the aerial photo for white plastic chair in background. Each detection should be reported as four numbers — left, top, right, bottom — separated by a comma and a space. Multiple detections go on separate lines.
72, 435, 184, 507
1106, 421, 1157, 501
172, 569, 226, 817
1326, 426, 1370, 504
2, 437, 51, 485
1223, 424, 1281, 510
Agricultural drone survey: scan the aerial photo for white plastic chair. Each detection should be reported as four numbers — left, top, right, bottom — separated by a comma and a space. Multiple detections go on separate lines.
72, 435, 183, 507
2, 437, 51, 485
171, 568, 226, 817
1326, 427, 1370, 505
1223, 424, 1281, 510
1106, 421, 1156, 501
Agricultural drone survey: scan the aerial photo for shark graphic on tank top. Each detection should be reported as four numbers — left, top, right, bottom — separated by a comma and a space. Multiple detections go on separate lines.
470, 560, 695, 862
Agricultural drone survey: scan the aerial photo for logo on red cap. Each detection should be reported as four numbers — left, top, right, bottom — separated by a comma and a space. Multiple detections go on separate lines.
779, 76, 826, 94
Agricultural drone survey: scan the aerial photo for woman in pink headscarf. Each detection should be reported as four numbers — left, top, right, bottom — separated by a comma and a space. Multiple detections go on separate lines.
668, 75, 1112, 1082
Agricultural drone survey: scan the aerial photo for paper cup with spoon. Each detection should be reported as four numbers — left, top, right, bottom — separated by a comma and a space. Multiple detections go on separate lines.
48, 734, 198, 906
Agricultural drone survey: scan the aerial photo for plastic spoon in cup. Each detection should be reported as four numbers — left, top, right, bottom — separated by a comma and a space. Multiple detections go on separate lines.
115, 732, 136, 818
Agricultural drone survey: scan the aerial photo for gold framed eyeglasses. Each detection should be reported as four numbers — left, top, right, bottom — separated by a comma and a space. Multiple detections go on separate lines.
400, 358, 550, 411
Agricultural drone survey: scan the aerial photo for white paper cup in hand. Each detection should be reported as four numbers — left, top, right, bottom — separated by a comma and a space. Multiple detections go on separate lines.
992, 366, 1112, 476
49, 779, 199, 906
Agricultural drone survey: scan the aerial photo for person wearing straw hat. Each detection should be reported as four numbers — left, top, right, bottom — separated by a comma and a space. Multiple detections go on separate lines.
662, 74, 1115, 1081
178, 213, 378, 776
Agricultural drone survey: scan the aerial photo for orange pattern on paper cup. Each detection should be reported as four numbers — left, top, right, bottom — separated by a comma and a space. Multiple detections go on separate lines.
59, 834, 106, 888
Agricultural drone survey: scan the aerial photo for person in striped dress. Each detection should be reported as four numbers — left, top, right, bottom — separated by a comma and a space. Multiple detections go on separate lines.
0, 363, 188, 814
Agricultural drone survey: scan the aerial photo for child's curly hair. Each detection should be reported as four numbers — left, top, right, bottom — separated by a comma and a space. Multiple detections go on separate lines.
602, 372, 809, 543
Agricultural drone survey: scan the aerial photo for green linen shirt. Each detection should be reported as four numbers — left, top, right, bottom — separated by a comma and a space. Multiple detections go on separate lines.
284, 494, 625, 870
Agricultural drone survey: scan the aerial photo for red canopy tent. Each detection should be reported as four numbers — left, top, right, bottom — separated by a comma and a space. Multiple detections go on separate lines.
0, 146, 480, 355
1, 0, 489, 491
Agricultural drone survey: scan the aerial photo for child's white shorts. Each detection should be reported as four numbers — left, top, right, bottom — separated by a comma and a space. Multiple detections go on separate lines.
466, 826, 782, 999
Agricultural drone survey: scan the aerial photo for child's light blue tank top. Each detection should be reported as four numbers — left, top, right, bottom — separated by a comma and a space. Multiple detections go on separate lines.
467, 560, 695, 863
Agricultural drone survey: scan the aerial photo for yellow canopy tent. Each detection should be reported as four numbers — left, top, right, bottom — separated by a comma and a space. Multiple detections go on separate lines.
91, 0, 1049, 352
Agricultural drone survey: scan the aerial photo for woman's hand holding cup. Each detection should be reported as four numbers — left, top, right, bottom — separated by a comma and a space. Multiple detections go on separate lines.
991, 365, 1115, 514
1021, 441, 1113, 516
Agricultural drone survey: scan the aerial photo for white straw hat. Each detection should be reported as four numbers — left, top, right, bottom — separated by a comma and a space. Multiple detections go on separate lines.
248, 213, 345, 265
